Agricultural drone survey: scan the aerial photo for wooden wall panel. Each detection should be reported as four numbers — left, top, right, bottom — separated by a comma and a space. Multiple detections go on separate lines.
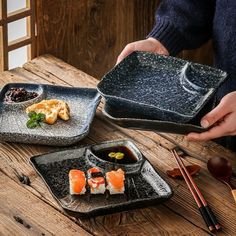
36, 0, 160, 78
36, 0, 213, 79
180, 40, 213, 66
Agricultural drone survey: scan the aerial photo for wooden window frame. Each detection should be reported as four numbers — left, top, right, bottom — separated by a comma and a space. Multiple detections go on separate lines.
0, 0, 36, 71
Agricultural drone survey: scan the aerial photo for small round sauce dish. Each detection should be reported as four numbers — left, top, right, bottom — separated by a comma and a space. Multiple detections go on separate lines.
0, 83, 44, 110
86, 140, 144, 174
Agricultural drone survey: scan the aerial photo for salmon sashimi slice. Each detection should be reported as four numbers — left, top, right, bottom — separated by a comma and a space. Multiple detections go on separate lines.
87, 167, 105, 185
106, 168, 125, 189
87, 167, 105, 194
69, 169, 86, 194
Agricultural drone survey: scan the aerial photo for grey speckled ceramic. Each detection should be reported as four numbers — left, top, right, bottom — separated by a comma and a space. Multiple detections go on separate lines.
0, 83, 101, 146
102, 103, 207, 134
30, 140, 173, 217
97, 51, 227, 123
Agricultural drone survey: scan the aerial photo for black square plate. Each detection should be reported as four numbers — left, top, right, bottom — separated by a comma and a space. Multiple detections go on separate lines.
0, 83, 101, 146
30, 140, 173, 218
102, 103, 207, 134
97, 51, 227, 123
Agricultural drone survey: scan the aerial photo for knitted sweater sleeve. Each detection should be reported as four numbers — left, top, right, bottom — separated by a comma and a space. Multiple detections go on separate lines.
148, 0, 215, 55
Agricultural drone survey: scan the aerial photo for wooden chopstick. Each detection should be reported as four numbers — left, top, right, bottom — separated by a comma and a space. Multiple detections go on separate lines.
171, 150, 214, 232
173, 150, 221, 231
171, 150, 220, 232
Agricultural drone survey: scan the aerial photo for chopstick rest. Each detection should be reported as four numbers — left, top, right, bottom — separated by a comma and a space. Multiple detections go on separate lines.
171, 150, 221, 232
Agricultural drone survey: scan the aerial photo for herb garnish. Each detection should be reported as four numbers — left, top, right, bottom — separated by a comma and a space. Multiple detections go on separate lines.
108, 152, 124, 160
26, 112, 46, 129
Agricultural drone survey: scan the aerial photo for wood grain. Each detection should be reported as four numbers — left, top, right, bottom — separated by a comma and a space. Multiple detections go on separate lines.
8, 36, 32, 51
35, 0, 160, 78
0, 68, 210, 236
28, 0, 36, 59
5, 8, 31, 23
35, 0, 213, 79
1, 55, 235, 235
0, 26, 4, 71
0, 171, 91, 236
0, 0, 36, 71
1, 0, 8, 70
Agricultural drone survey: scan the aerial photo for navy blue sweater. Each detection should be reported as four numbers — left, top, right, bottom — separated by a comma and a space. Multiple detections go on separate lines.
148, 0, 236, 102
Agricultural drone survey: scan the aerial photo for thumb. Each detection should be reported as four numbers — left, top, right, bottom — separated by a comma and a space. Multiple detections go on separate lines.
200, 100, 229, 128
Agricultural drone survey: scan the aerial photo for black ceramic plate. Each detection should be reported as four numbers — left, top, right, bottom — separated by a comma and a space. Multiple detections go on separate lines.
97, 51, 227, 123
30, 140, 173, 218
0, 83, 101, 146
103, 103, 207, 134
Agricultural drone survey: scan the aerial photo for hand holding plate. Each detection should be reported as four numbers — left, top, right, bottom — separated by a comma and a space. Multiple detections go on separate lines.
186, 91, 236, 141
116, 37, 169, 65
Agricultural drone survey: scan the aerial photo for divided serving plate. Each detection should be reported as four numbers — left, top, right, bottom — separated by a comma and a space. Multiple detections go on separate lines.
30, 140, 173, 217
102, 103, 207, 134
97, 51, 227, 123
0, 83, 101, 146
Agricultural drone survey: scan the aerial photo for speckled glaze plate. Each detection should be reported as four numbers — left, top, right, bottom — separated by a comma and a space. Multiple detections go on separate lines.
97, 51, 227, 123
30, 140, 173, 217
0, 83, 101, 146
103, 103, 207, 134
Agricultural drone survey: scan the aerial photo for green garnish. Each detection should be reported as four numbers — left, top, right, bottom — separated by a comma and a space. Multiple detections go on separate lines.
108, 151, 124, 160
115, 152, 124, 160
108, 152, 116, 158
26, 112, 46, 129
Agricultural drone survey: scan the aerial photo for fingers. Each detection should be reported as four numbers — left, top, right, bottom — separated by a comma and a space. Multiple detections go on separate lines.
186, 92, 236, 141
116, 43, 136, 65
116, 38, 169, 65
186, 112, 236, 141
200, 99, 230, 128
186, 124, 227, 141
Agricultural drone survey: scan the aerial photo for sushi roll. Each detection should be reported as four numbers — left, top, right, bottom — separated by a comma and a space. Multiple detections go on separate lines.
69, 169, 86, 195
106, 168, 125, 194
87, 167, 106, 194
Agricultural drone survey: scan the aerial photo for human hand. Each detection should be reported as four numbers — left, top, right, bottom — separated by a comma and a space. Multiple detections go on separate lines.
186, 91, 236, 141
116, 37, 169, 65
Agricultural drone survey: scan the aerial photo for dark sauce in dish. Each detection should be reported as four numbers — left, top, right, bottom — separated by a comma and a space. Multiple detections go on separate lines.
93, 146, 137, 164
4, 88, 38, 103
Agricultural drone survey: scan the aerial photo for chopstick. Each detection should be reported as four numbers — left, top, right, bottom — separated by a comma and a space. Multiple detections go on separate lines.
171, 149, 221, 232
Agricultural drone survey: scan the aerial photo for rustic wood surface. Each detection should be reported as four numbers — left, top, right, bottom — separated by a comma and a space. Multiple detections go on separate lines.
35, 0, 213, 79
0, 55, 235, 236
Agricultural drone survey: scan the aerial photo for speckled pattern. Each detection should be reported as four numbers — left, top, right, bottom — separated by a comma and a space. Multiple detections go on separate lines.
30, 140, 173, 217
0, 83, 101, 146
102, 103, 207, 134
97, 51, 227, 123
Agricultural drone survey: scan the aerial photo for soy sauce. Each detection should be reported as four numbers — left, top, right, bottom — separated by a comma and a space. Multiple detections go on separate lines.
93, 146, 137, 164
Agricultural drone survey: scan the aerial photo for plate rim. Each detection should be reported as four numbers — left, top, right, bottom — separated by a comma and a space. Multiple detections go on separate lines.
29, 140, 173, 217
0, 82, 101, 144
102, 104, 206, 133
97, 51, 227, 121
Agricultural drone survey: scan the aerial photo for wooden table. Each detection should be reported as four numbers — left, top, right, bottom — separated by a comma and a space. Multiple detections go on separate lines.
0, 55, 235, 236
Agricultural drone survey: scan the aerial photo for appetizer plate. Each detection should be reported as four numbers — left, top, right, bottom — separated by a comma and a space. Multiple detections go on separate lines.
0, 83, 101, 146
102, 103, 207, 134
30, 140, 173, 217
97, 51, 227, 123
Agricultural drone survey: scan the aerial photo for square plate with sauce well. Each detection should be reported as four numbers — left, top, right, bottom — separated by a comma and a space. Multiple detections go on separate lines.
0, 83, 101, 146
30, 140, 173, 217
102, 102, 208, 134
97, 51, 227, 123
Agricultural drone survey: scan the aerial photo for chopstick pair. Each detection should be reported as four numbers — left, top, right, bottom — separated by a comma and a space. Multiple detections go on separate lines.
171, 149, 221, 232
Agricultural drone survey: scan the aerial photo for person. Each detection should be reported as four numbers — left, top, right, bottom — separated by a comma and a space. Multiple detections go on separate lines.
116, 0, 236, 151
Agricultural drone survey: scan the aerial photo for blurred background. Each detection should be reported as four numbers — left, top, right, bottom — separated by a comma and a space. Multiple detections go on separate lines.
0, 0, 213, 78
